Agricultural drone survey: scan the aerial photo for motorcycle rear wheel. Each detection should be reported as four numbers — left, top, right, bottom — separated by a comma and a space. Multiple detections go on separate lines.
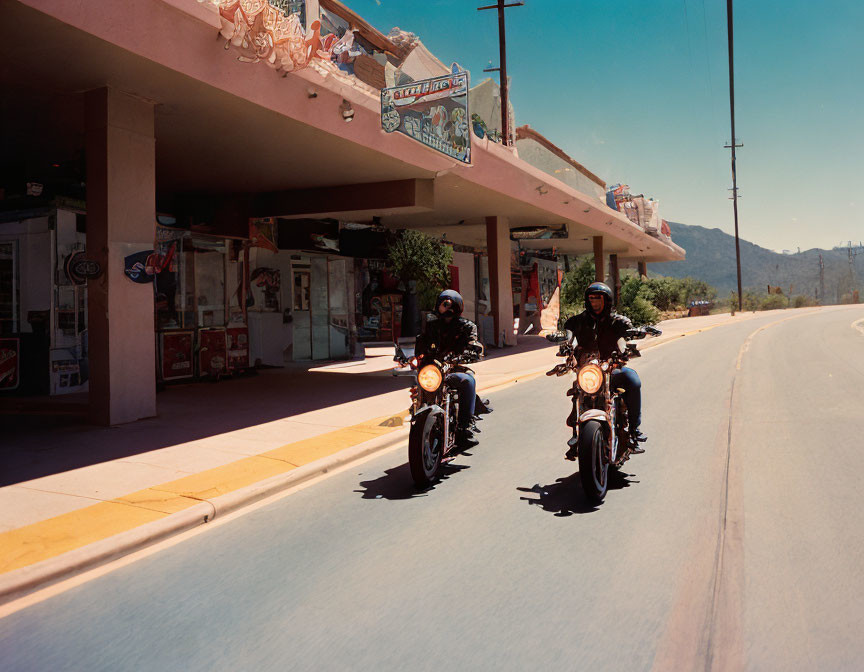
409, 411, 444, 488
578, 420, 609, 503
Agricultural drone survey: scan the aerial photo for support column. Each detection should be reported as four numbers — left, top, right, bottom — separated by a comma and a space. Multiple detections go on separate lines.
609, 254, 621, 305
86, 88, 157, 425
593, 236, 605, 282
638, 260, 648, 279
486, 216, 516, 346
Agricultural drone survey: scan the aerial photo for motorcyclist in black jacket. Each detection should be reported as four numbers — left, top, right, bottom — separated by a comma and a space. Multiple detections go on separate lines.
414, 290, 482, 449
562, 281, 648, 453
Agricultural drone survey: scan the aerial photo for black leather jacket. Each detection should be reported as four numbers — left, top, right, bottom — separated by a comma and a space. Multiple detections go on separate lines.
563, 310, 634, 359
415, 315, 480, 361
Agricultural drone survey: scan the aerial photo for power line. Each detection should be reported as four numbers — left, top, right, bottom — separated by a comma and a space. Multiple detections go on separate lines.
682, 0, 695, 72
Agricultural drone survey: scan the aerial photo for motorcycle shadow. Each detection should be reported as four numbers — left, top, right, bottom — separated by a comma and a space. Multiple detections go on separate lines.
355, 461, 471, 500
517, 468, 638, 516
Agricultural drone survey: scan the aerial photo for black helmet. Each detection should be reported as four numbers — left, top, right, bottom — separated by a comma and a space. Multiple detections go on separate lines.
435, 289, 464, 318
584, 281, 613, 315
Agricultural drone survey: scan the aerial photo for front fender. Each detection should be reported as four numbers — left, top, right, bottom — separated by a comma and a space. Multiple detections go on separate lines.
412, 404, 444, 425
579, 409, 609, 425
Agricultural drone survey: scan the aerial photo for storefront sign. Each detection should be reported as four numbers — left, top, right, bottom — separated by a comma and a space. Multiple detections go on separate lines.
0, 338, 19, 390
381, 67, 471, 164
64, 251, 102, 285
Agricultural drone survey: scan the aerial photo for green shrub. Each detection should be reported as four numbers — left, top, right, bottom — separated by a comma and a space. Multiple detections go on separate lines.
760, 294, 789, 310
560, 256, 596, 309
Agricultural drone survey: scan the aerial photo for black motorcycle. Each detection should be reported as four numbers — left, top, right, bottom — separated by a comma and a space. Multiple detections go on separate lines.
394, 344, 481, 487
545, 325, 661, 503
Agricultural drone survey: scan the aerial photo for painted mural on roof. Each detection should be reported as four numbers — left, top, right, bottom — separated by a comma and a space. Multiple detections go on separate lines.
202, 0, 344, 73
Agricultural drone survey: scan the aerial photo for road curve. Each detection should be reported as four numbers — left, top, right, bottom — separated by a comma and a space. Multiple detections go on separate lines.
1, 305, 862, 672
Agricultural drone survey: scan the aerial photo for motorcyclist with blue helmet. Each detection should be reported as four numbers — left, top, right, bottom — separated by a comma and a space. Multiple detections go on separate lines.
562, 281, 648, 454
414, 289, 483, 449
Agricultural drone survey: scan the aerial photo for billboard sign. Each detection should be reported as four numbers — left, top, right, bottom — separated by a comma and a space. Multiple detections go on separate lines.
381, 67, 470, 164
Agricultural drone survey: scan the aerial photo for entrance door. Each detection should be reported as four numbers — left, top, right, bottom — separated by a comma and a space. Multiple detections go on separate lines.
310, 256, 329, 360
292, 267, 312, 360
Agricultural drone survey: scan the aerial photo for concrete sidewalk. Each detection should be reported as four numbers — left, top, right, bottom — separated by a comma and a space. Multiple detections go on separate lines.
0, 309, 769, 601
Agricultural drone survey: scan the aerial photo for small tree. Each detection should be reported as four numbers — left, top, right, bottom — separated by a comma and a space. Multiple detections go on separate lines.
560, 256, 596, 309
387, 230, 453, 310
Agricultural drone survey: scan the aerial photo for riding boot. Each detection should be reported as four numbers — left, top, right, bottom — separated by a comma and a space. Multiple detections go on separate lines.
629, 428, 647, 454
456, 426, 479, 449
565, 435, 578, 461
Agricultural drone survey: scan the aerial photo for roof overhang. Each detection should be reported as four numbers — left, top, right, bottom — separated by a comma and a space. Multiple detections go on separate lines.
2, 0, 684, 264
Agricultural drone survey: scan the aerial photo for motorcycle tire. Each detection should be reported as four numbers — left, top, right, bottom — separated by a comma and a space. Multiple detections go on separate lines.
578, 420, 609, 503
409, 411, 444, 488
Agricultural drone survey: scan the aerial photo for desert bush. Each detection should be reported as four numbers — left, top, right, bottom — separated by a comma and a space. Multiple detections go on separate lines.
760, 293, 789, 310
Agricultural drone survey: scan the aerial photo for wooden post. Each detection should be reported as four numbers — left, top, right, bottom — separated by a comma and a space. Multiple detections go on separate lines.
609, 254, 620, 305
638, 260, 648, 279
592, 236, 604, 282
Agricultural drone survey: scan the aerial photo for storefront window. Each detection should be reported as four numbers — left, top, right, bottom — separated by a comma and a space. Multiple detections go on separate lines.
156, 233, 248, 331
194, 247, 226, 328
0, 241, 17, 335
226, 242, 247, 325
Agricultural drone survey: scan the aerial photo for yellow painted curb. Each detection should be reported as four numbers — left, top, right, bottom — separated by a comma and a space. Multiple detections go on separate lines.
0, 411, 409, 577
0, 502, 168, 575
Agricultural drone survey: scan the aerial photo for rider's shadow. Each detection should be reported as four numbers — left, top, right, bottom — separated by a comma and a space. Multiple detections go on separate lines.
517, 469, 638, 516
355, 462, 471, 500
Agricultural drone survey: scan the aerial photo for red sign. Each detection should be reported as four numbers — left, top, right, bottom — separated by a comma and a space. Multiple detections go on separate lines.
448, 265, 460, 292
0, 338, 19, 390
227, 326, 249, 371
160, 331, 194, 381
249, 218, 278, 253
199, 328, 228, 378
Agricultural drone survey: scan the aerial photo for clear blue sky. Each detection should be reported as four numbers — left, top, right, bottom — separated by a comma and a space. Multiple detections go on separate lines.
348, 0, 863, 252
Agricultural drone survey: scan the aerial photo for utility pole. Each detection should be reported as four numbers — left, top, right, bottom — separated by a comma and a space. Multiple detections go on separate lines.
478, 1, 523, 146
819, 252, 825, 302
725, 0, 744, 311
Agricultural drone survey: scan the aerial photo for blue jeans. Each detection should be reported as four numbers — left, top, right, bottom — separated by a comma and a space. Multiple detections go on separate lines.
446, 372, 476, 428
610, 367, 641, 430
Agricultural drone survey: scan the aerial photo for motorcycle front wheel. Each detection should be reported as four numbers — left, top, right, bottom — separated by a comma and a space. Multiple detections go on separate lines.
578, 420, 609, 503
409, 411, 444, 488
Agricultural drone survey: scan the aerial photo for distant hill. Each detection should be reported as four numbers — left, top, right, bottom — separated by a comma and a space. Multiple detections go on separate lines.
649, 222, 864, 302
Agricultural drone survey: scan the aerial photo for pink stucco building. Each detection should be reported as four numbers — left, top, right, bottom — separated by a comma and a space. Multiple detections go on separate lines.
0, 0, 684, 425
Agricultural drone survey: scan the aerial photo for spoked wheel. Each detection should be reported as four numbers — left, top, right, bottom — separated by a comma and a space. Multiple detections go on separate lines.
409, 411, 444, 488
578, 420, 609, 503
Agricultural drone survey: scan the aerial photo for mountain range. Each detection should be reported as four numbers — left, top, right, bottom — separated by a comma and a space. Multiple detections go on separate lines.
649, 222, 864, 302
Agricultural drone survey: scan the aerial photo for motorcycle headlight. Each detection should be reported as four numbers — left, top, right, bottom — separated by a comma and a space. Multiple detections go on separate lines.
577, 363, 604, 394
417, 364, 443, 392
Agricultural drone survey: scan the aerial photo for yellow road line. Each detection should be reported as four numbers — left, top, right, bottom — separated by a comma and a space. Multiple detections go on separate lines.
0, 412, 408, 575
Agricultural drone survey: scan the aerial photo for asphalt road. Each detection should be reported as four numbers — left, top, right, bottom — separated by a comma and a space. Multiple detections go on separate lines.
2, 305, 863, 671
